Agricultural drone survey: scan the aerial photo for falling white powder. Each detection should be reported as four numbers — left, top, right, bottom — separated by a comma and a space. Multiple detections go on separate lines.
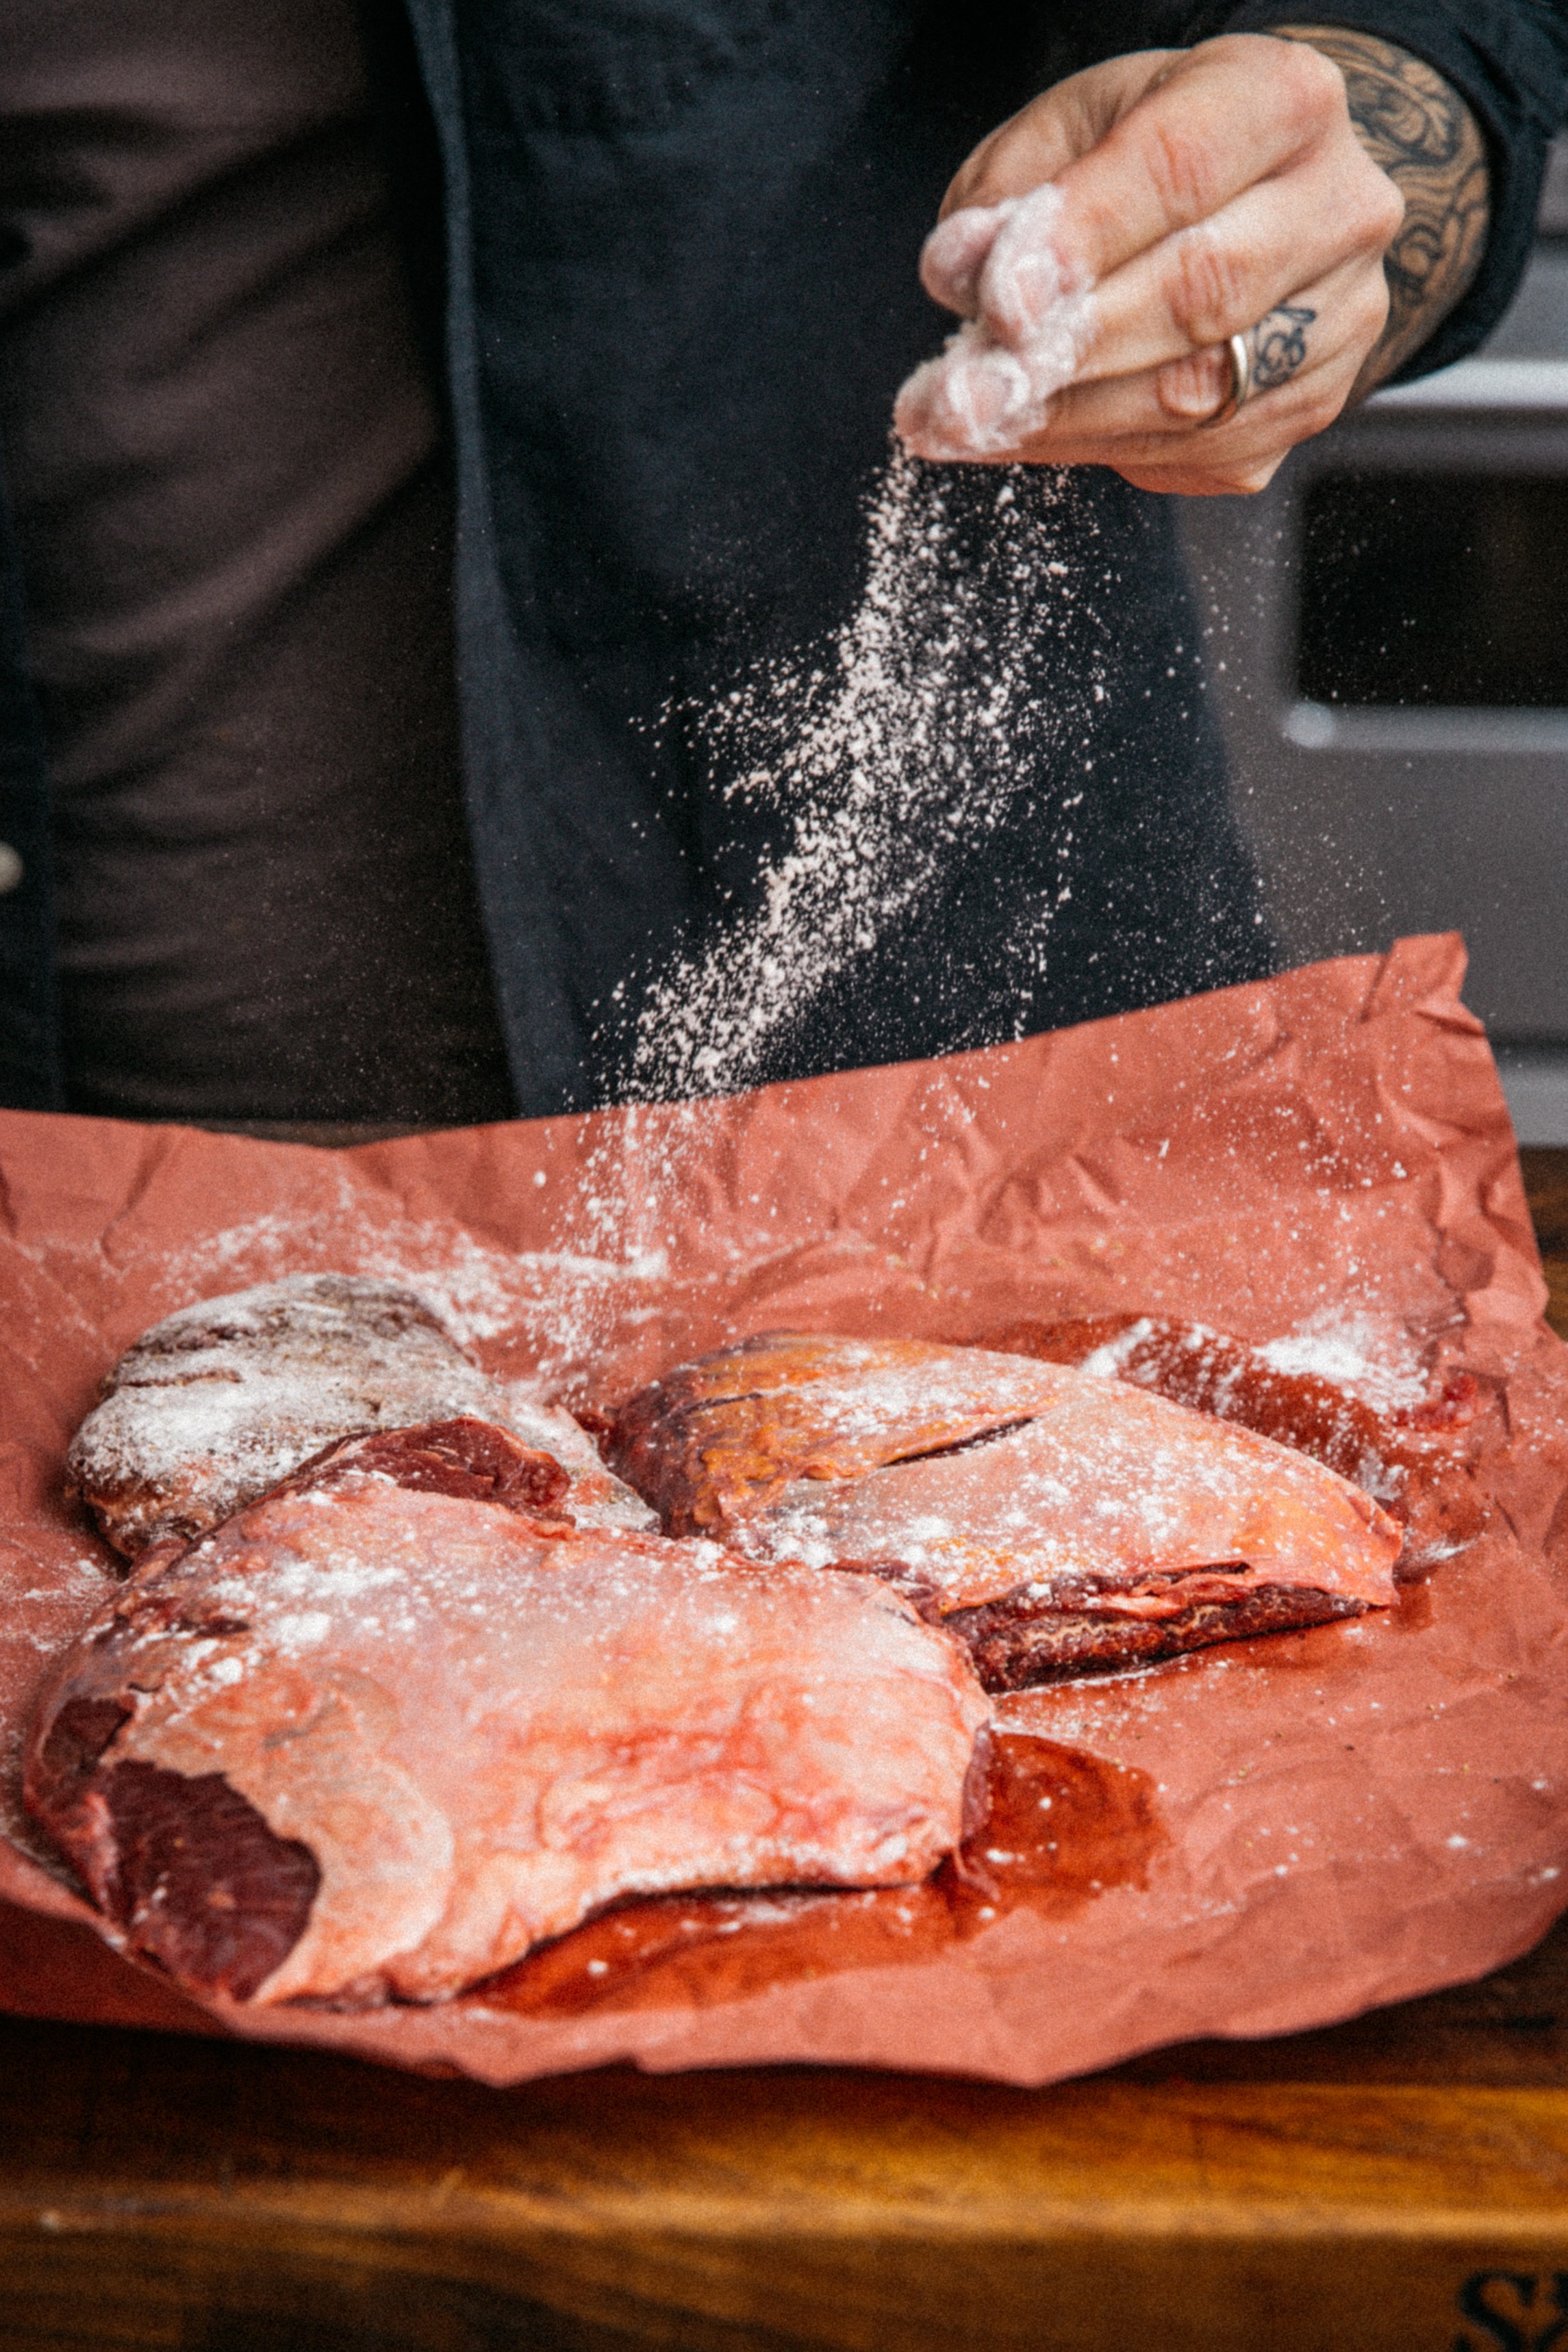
624, 445, 1095, 1107
544, 443, 1103, 1365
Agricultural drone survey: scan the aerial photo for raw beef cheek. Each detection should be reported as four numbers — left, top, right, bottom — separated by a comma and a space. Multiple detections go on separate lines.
980, 1315, 1485, 1569
67, 1272, 650, 1560
731, 1380, 1402, 1682
270, 1417, 574, 1521
736, 1378, 1402, 1602
29, 1711, 323, 2001
25, 1480, 989, 2006
607, 1336, 1402, 1689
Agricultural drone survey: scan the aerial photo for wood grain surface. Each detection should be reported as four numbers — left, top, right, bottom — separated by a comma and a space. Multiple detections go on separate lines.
3, 1151, 1566, 2352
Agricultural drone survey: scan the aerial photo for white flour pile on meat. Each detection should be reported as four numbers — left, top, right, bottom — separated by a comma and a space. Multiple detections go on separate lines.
27, 1418, 989, 2005
605, 1333, 1403, 1686
66, 1273, 650, 1560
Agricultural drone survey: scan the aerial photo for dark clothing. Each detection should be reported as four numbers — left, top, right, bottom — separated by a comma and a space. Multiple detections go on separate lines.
0, 0, 514, 1124
1, 1, 1564, 1121
1199, 0, 1568, 381
408, 0, 1273, 1106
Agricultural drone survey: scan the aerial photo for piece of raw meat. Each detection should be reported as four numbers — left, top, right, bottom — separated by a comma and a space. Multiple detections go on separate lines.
981, 1314, 1484, 1567
606, 1335, 1403, 1687
66, 1273, 650, 1560
27, 1420, 989, 2005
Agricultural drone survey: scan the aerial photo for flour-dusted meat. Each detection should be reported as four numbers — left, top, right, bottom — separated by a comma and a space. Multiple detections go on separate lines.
66, 1274, 502, 1557
27, 1420, 990, 2005
606, 1330, 1069, 1537
497, 1382, 655, 1537
735, 1384, 1402, 1686
608, 1335, 1403, 1687
66, 1273, 650, 1560
982, 1314, 1485, 1568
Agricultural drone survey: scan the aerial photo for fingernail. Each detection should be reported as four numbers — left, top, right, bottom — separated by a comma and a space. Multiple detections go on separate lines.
1159, 349, 1230, 420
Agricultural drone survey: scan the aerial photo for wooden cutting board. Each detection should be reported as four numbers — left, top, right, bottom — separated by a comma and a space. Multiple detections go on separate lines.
3, 1149, 1566, 2352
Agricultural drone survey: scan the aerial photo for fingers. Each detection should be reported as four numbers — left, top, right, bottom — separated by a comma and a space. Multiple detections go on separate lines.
1041, 36, 1352, 291
896, 195, 1377, 469
919, 49, 1198, 323
899, 32, 1406, 481
990, 260, 1387, 494
895, 302, 1088, 463
902, 178, 1100, 460
941, 38, 1353, 292
1071, 131, 1402, 384
920, 204, 1007, 318
981, 184, 1087, 342
920, 173, 1094, 334
939, 50, 1181, 218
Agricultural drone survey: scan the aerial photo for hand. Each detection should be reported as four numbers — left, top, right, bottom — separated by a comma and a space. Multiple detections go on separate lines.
894, 34, 1406, 495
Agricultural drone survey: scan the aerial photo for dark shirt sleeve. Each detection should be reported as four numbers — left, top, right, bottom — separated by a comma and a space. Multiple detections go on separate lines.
1166, 0, 1568, 376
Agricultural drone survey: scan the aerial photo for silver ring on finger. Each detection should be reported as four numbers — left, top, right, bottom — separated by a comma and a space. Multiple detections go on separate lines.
1206, 331, 1253, 427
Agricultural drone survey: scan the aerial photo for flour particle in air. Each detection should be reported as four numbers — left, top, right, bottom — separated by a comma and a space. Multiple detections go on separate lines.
549, 452, 1111, 1363
627, 448, 1104, 1103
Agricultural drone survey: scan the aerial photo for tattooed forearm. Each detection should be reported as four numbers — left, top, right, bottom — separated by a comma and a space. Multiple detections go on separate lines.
1274, 26, 1490, 390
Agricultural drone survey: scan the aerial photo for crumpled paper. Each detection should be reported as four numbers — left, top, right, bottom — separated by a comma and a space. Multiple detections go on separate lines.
1, 933, 1564, 2086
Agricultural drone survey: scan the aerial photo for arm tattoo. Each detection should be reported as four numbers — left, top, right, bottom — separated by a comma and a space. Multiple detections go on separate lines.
1274, 25, 1491, 390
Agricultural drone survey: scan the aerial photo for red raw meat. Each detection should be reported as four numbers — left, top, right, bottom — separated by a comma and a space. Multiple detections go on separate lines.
607, 1335, 1403, 1687
66, 1274, 651, 1560
606, 1330, 1074, 1537
981, 1314, 1484, 1567
27, 1421, 989, 2006
270, 1417, 575, 1521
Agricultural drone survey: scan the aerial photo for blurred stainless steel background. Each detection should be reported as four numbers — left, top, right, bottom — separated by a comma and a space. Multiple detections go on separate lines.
1178, 138, 1568, 1140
